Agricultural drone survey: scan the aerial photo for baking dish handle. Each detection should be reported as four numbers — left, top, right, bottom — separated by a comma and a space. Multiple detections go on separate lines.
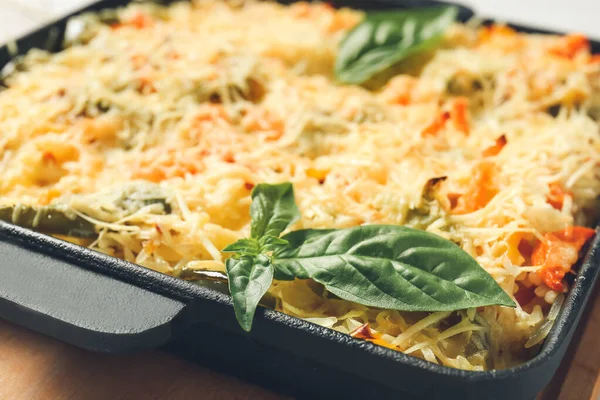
0, 222, 187, 353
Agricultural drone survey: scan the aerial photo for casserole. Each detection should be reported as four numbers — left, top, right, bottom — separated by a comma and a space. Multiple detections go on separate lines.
0, 0, 596, 396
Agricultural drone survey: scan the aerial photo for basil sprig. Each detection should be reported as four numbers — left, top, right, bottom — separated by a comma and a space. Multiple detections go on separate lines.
335, 6, 458, 84
223, 183, 515, 332
223, 183, 300, 331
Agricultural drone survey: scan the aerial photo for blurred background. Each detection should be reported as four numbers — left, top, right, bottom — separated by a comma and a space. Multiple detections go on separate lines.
1, 0, 600, 45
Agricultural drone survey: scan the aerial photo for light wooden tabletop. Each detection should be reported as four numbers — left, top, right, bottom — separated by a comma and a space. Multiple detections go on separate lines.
0, 319, 286, 400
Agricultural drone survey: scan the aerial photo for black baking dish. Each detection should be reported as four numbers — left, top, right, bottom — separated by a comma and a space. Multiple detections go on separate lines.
0, 1, 598, 399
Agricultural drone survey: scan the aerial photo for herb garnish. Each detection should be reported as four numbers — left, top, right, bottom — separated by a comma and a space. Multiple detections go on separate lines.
223, 183, 299, 331
335, 6, 458, 84
224, 183, 515, 331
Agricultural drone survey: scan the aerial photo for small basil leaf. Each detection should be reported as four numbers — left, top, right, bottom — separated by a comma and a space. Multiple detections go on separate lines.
222, 238, 260, 257
335, 6, 458, 84
250, 183, 300, 239
259, 235, 289, 253
226, 254, 274, 332
273, 225, 515, 311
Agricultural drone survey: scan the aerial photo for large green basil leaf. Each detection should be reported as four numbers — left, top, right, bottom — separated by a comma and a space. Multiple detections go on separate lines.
335, 6, 458, 84
273, 225, 515, 311
226, 254, 274, 332
250, 183, 300, 239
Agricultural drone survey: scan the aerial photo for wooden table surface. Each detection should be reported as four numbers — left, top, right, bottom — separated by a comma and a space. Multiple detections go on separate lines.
0, 283, 598, 400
